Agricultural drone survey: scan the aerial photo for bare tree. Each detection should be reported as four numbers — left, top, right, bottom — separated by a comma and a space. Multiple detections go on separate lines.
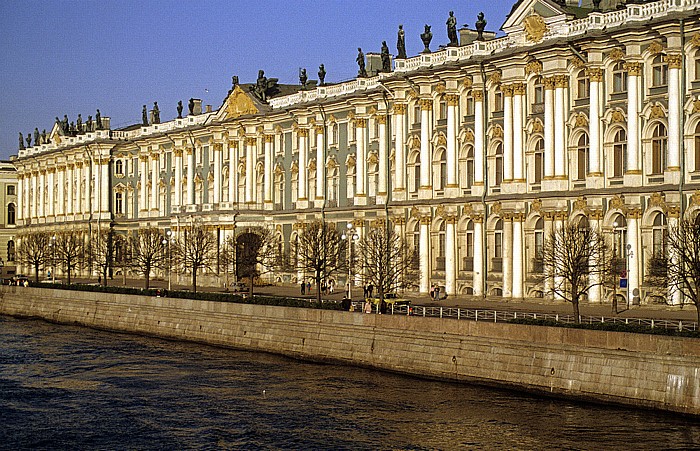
357, 224, 417, 303
54, 230, 85, 285
113, 233, 133, 285
235, 226, 279, 296
132, 227, 166, 289
90, 228, 114, 286
292, 220, 346, 303
173, 221, 216, 293
540, 221, 608, 322
16, 231, 50, 283
220, 234, 238, 289
665, 219, 700, 323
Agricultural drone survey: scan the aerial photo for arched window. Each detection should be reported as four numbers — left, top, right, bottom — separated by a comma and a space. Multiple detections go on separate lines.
695, 52, 700, 81
494, 143, 503, 186
464, 92, 475, 116
437, 221, 446, 270
7, 203, 15, 225
652, 213, 667, 258
493, 89, 503, 112
439, 99, 447, 121
464, 220, 474, 271
651, 123, 667, 175
533, 77, 544, 106
577, 133, 590, 181
115, 193, 123, 215
7, 240, 15, 262
612, 215, 627, 260
411, 222, 420, 270
694, 122, 700, 171
613, 129, 626, 177
409, 152, 420, 193
577, 70, 590, 99
434, 148, 447, 190
533, 138, 544, 184
534, 217, 544, 273
332, 123, 339, 145
466, 146, 474, 188
494, 219, 503, 272
652, 55, 668, 87
612, 62, 627, 93
115, 159, 124, 176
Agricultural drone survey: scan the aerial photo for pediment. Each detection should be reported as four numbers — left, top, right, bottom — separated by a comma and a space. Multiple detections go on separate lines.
215, 85, 262, 121
502, 0, 567, 33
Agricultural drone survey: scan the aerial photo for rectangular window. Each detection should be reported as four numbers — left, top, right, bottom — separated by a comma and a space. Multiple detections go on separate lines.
578, 78, 590, 99
6, 185, 15, 196
613, 72, 627, 93
534, 85, 544, 104
534, 153, 543, 183
494, 91, 503, 112
465, 96, 474, 116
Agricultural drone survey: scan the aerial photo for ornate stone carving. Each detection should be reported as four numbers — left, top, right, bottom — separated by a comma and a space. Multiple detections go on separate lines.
501, 84, 514, 97
569, 57, 586, 69
436, 204, 446, 218
532, 120, 544, 134
265, 134, 275, 143
462, 77, 473, 89
611, 109, 625, 124
492, 126, 503, 138
543, 76, 556, 90
647, 41, 663, 55
464, 130, 475, 142
355, 118, 367, 128
609, 194, 627, 213
435, 83, 446, 94
524, 13, 548, 43
624, 62, 642, 76
512, 83, 526, 96
437, 135, 447, 147
694, 99, 700, 114
573, 196, 589, 214
314, 125, 324, 134
245, 137, 257, 146
665, 54, 682, 70
525, 59, 542, 75
587, 67, 603, 82
575, 114, 588, 128
608, 48, 625, 61
489, 70, 502, 85
649, 104, 665, 119
648, 192, 667, 212
473, 90, 484, 101
394, 103, 406, 114
410, 206, 421, 220
692, 33, 700, 48
419, 98, 433, 111
690, 191, 700, 209
297, 128, 309, 137
463, 202, 474, 216
554, 74, 569, 88
445, 94, 459, 106
224, 85, 259, 119
531, 198, 542, 213
375, 115, 387, 125
491, 201, 502, 216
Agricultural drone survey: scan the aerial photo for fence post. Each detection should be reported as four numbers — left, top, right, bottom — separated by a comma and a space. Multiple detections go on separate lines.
457, 309, 461, 320
422, 306, 426, 317
678, 321, 683, 332
475, 310, 478, 322
651, 319, 654, 329
440, 307, 443, 318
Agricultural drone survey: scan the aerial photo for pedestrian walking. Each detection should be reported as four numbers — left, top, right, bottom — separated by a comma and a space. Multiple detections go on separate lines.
306, 281, 311, 293
329, 279, 335, 294
345, 283, 350, 299
430, 284, 435, 300
301, 281, 306, 295
364, 299, 372, 313
368, 284, 374, 298
435, 285, 441, 300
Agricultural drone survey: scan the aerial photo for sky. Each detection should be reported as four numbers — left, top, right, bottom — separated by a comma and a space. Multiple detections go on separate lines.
0, 1, 514, 161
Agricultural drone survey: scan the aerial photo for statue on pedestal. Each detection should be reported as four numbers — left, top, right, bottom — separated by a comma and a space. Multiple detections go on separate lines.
26, 133, 31, 147
76, 114, 82, 133
177, 100, 183, 119
41, 129, 47, 143
255, 70, 268, 101
153, 102, 160, 124
87, 115, 93, 132
356, 48, 367, 77
299, 68, 308, 87
18, 132, 24, 150
232, 75, 239, 87
142, 105, 148, 126
447, 11, 458, 46
421, 25, 433, 53
34, 128, 40, 146
476, 12, 487, 41
188, 98, 195, 115
62, 115, 69, 133
397, 25, 407, 59
96, 109, 102, 129
318, 64, 326, 86
381, 41, 391, 72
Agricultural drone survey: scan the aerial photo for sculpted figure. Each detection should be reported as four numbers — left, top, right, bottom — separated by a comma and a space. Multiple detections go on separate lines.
318, 64, 326, 86
188, 98, 195, 115
34, 128, 40, 146
96, 109, 102, 129
476, 12, 487, 41
356, 48, 367, 77
420, 24, 433, 53
232, 75, 239, 86
177, 100, 183, 119
26, 133, 31, 147
41, 129, 47, 143
299, 68, 308, 87
18, 132, 24, 150
62, 115, 69, 133
142, 105, 148, 126
255, 70, 268, 101
397, 24, 407, 59
86, 115, 93, 132
447, 11, 458, 46
76, 114, 82, 132
153, 102, 160, 124
381, 41, 391, 72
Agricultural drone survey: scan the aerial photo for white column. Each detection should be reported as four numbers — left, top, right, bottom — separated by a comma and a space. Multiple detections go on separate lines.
47, 169, 55, 217
394, 104, 406, 192
140, 156, 149, 211
66, 165, 73, 215
298, 130, 308, 201
544, 78, 555, 179
265, 134, 274, 204
419, 99, 432, 188
174, 149, 183, 208
502, 216, 513, 297
39, 170, 46, 217
56, 167, 64, 216
419, 216, 430, 293
588, 69, 602, 175
31, 171, 37, 219
186, 147, 195, 205
228, 140, 237, 203
84, 162, 91, 214
473, 216, 484, 296
626, 63, 641, 174
667, 54, 681, 171
245, 137, 256, 204
17, 175, 23, 222
445, 217, 456, 295
355, 120, 366, 197
628, 213, 640, 306
446, 94, 458, 187
150, 154, 158, 211
315, 126, 325, 200
93, 159, 101, 214
512, 84, 525, 181
474, 91, 485, 186
213, 143, 222, 204
100, 161, 109, 213
588, 215, 602, 303
377, 116, 387, 196
512, 214, 523, 298
554, 75, 567, 178
503, 85, 514, 182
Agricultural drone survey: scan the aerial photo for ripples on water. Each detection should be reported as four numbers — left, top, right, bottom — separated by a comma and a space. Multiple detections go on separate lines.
1, 316, 698, 450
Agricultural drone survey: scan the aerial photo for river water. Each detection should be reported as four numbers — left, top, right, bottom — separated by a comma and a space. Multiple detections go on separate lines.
1, 316, 698, 450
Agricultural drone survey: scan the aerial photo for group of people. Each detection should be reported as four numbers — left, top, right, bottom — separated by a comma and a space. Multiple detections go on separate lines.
300, 279, 335, 295
429, 284, 443, 301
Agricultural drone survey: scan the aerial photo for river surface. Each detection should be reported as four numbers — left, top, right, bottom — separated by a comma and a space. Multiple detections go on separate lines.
1, 316, 698, 450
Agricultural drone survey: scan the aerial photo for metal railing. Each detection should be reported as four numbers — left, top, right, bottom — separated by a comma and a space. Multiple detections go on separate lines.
358, 303, 698, 333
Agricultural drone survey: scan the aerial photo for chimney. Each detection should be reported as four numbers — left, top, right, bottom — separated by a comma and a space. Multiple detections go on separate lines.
192, 99, 202, 115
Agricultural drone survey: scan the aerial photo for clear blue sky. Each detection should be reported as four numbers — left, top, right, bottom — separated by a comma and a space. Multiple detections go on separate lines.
0, 1, 513, 160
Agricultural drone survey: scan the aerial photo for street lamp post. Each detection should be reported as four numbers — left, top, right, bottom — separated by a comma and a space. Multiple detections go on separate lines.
51, 235, 56, 284
342, 222, 359, 299
612, 221, 618, 314
163, 229, 172, 292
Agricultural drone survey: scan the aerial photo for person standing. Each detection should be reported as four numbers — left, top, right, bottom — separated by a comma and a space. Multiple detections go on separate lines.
301, 281, 306, 295
364, 299, 372, 314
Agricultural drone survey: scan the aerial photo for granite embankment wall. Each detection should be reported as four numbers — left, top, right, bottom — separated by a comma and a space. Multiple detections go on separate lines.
2, 287, 699, 415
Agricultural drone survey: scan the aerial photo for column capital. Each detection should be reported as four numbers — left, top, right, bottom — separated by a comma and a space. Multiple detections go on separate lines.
554, 74, 569, 88
375, 115, 387, 125
355, 118, 367, 128
472, 213, 484, 223
587, 67, 604, 82
501, 84, 514, 97
665, 53, 682, 70
543, 76, 556, 90
419, 98, 433, 111
174, 148, 183, 157
185, 147, 194, 155
245, 137, 257, 146
297, 128, 309, 137
393, 103, 407, 114
624, 62, 642, 76
265, 134, 275, 143
445, 94, 460, 106
420, 215, 432, 225
139, 155, 150, 162
314, 125, 324, 134
627, 208, 642, 219
213, 143, 224, 152
512, 83, 526, 96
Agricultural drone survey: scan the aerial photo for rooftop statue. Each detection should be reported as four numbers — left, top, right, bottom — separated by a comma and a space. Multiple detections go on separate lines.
188, 98, 195, 115
381, 41, 391, 72
421, 24, 433, 53
26, 133, 31, 147
397, 25, 407, 59
62, 115, 69, 133
76, 114, 82, 133
356, 48, 367, 77
299, 68, 308, 88
476, 12, 487, 41
18, 132, 24, 150
34, 128, 40, 146
447, 11, 458, 46
41, 129, 47, 144
252, 70, 279, 102
318, 64, 326, 86
142, 105, 148, 126
153, 102, 160, 124
177, 100, 183, 119
96, 109, 102, 129
86, 116, 93, 132
232, 75, 239, 86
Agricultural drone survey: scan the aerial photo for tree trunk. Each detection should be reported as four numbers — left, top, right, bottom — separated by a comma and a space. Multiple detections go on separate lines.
249, 277, 254, 297
573, 298, 581, 323
144, 264, 150, 289
316, 272, 322, 303
34, 263, 40, 284
67, 268, 71, 285
192, 265, 197, 293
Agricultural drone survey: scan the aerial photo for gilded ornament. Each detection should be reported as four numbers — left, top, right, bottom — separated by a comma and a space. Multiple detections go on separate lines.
554, 74, 569, 88
346, 154, 356, 168
647, 41, 663, 56
308, 160, 316, 171
531, 198, 542, 213
394, 103, 407, 114
491, 201, 502, 216
489, 70, 502, 85
543, 76, 556, 90
435, 83, 446, 94
464, 130, 475, 142
608, 48, 625, 61
375, 115, 387, 125
445, 94, 460, 106
462, 77, 473, 89
648, 192, 667, 211
572, 196, 589, 214
297, 128, 309, 137
473, 91, 484, 101
623, 62, 642, 76
575, 114, 589, 128
610, 110, 625, 123
437, 135, 447, 147
463, 202, 474, 216
492, 126, 503, 138
436, 204, 446, 218
410, 206, 421, 219
665, 54, 682, 70
690, 190, 700, 208
694, 99, 700, 113
525, 59, 542, 75
587, 67, 604, 82
419, 98, 433, 110
609, 194, 627, 212
524, 14, 548, 43
501, 84, 514, 97
532, 120, 544, 134
355, 118, 367, 128
649, 104, 665, 120
569, 57, 586, 69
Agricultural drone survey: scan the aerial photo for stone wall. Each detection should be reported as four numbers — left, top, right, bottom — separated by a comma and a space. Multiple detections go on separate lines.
2, 287, 699, 416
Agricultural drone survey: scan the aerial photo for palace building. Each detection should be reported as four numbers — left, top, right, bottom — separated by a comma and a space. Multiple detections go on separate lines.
12, 0, 700, 304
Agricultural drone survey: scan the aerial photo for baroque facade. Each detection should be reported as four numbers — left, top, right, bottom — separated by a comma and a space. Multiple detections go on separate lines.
13, 0, 700, 304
